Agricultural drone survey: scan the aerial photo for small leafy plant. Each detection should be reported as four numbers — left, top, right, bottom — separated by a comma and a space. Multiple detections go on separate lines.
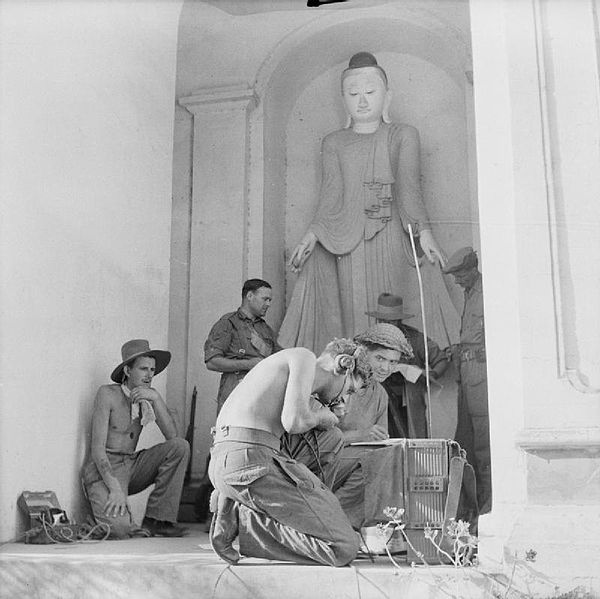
377, 506, 478, 568
375, 507, 597, 599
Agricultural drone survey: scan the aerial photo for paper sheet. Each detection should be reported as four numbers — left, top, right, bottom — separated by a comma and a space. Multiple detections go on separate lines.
396, 363, 422, 383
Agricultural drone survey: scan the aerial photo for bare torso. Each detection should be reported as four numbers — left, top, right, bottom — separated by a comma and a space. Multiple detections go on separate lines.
216, 348, 321, 437
97, 384, 143, 454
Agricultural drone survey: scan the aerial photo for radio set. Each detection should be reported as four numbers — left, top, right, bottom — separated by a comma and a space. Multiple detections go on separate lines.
400, 439, 477, 563
17, 490, 109, 544
354, 438, 478, 564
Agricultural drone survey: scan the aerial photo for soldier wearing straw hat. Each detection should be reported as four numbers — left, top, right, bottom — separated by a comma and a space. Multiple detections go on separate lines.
367, 293, 450, 438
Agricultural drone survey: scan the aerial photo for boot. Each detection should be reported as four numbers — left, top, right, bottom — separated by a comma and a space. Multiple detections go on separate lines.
142, 517, 188, 538
209, 491, 240, 565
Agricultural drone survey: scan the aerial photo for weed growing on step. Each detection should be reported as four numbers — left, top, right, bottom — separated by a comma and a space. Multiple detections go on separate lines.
376, 506, 598, 599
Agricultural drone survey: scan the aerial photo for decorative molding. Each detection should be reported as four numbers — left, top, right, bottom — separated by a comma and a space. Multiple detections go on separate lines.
516, 427, 600, 459
252, 6, 471, 100
566, 368, 600, 395
179, 85, 256, 114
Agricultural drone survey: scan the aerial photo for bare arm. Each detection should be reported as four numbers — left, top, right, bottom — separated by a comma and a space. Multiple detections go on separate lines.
280, 350, 339, 434
90, 388, 129, 517
206, 355, 262, 373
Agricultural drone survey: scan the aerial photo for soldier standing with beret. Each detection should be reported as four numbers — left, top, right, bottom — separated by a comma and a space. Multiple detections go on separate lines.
444, 247, 491, 514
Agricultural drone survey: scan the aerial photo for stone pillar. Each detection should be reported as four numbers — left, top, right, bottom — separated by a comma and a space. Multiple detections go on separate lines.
179, 85, 256, 476
471, 0, 600, 590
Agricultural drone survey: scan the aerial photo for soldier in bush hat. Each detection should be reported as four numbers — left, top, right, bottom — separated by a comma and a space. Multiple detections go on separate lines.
444, 247, 491, 515
82, 339, 190, 538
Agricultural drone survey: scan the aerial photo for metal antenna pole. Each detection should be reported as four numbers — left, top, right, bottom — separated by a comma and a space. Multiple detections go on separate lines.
408, 224, 432, 436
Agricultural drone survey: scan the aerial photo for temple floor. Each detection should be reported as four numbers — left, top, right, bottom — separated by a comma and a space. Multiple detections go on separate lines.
0, 522, 514, 599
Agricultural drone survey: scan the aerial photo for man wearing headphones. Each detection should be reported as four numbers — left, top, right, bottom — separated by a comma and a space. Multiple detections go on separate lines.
208, 339, 372, 566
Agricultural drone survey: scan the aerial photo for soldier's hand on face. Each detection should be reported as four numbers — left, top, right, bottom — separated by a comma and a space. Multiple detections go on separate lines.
332, 401, 347, 419
131, 386, 161, 404
368, 424, 389, 441
315, 409, 339, 430
103, 488, 130, 518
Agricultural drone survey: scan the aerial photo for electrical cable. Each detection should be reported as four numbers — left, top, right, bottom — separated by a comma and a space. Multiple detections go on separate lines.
23, 512, 111, 544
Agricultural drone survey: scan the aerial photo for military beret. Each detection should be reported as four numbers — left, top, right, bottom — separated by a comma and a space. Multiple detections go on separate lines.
443, 246, 478, 274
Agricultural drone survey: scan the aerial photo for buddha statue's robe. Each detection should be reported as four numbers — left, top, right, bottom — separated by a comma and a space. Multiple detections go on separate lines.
279, 122, 460, 354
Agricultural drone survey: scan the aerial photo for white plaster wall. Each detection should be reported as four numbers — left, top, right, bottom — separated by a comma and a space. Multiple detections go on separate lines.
176, 0, 471, 99
0, 0, 183, 541
469, 0, 528, 555
471, 0, 600, 584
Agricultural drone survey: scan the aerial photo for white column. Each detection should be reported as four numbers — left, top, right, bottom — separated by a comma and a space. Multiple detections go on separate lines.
179, 85, 256, 476
470, 0, 528, 543
247, 104, 265, 278
471, 0, 600, 587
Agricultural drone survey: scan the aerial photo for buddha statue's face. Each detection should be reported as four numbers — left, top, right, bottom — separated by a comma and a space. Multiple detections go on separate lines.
342, 68, 389, 126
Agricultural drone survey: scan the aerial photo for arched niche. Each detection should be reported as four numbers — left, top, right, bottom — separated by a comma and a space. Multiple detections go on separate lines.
250, 11, 477, 328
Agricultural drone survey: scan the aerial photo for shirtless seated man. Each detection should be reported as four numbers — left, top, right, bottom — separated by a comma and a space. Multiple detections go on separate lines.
208, 338, 372, 567
82, 339, 190, 538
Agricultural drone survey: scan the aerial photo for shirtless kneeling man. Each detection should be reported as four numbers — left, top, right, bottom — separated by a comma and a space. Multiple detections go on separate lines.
208, 338, 372, 566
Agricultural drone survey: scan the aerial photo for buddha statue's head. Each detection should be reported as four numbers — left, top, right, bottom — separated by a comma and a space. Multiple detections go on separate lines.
341, 52, 392, 129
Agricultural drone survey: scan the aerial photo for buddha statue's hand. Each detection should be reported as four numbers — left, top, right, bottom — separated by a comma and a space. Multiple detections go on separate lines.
289, 231, 317, 273
419, 229, 447, 267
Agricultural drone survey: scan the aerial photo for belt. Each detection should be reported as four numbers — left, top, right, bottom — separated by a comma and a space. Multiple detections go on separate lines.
459, 346, 486, 363
211, 425, 281, 451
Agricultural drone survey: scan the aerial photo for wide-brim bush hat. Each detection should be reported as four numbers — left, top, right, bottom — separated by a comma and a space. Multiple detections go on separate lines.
110, 339, 171, 383
365, 292, 413, 321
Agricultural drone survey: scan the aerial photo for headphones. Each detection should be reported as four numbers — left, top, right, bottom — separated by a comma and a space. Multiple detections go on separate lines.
333, 353, 356, 376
